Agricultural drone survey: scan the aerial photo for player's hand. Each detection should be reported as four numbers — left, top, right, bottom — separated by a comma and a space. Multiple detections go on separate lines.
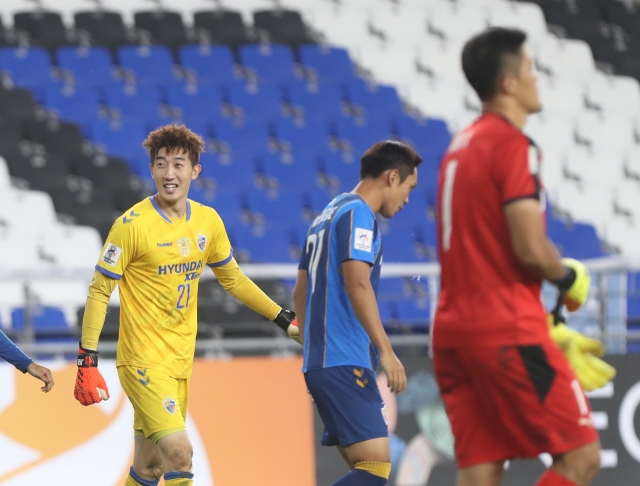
26, 362, 54, 393
379, 350, 406, 394
548, 316, 616, 391
74, 344, 110, 406
556, 258, 590, 312
273, 309, 303, 345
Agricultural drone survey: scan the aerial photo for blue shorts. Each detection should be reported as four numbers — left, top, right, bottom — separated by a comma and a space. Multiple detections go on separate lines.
305, 365, 389, 447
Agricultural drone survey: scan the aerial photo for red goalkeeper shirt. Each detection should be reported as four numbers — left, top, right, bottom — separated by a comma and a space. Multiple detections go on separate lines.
433, 112, 548, 349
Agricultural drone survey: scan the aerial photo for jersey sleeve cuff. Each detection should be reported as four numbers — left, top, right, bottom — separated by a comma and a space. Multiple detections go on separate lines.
503, 194, 540, 206
95, 265, 122, 280
208, 249, 233, 268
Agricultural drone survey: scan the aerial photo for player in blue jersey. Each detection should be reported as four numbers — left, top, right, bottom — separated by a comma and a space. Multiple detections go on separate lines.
294, 141, 422, 486
0, 329, 54, 392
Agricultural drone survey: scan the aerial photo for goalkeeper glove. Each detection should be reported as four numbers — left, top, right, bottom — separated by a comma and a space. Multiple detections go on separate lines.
273, 309, 303, 345
74, 344, 110, 406
555, 258, 590, 312
548, 315, 616, 391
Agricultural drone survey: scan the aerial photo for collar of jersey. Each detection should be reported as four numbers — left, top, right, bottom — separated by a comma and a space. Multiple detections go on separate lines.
149, 196, 191, 224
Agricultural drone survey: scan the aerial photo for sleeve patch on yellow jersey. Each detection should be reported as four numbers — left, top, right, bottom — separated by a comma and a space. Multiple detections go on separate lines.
102, 242, 122, 267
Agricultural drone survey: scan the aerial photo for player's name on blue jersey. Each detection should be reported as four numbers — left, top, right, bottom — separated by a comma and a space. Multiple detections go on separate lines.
301, 193, 383, 373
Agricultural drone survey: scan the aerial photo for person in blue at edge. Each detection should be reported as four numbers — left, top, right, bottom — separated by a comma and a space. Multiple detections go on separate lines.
0, 328, 54, 392
294, 141, 422, 485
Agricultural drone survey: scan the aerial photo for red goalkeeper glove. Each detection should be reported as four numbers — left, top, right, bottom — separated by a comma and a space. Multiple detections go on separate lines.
74, 344, 110, 406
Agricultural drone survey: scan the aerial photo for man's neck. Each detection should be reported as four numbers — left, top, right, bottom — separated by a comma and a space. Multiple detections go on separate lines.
155, 194, 187, 219
353, 180, 383, 214
481, 98, 529, 130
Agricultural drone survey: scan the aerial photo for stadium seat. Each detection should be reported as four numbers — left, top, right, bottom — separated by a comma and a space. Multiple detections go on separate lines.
133, 10, 189, 50
0, 85, 37, 121
553, 183, 616, 231
193, 10, 250, 52
0, 189, 57, 229
586, 73, 640, 120
229, 224, 301, 263
537, 77, 587, 118
286, 81, 345, 120
413, 40, 468, 86
427, 4, 489, 43
334, 117, 394, 155
39, 224, 104, 268
525, 113, 575, 152
213, 119, 271, 159
575, 112, 636, 152
200, 152, 259, 195
547, 216, 606, 260
50, 186, 117, 240
56, 46, 118, 88
274, 117, 332, 155
89, 119, 150, 175
240, 43, 298, 85
166, 83, 225, 124
0, 46, 58, 91
245, 191, 306, 227
13, 10, 69, 52
259, 152, 320, 195
74, 10, 129, 51
534, 37, 596, 82
11, 307, 73, 341
379, 229, 425, 263
178, 45, 238, 87
118, 45, 177, 87
321, 151, 360, 192
253, 9, 313, 49
395, 299, 430, 328
488, 2, 548, 44
104, 84, 164, 125
299, 44, 356, 83
395, 115, 451, 159
7, 152, 69, 193
43, 84, 101, 125
346, 81, 403, 119
23, 118, 86, 159
0, 227, 44, 270
564, 148, 624, 189
0, 156, 12, 189
406, 80, 474, 129
227, 82, 285, 121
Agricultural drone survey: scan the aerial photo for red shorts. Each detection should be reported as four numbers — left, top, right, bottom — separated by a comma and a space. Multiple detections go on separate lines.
433, 338, 599, 468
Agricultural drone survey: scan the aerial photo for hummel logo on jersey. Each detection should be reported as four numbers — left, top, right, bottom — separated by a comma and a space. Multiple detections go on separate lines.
137, 368, 150, 386
157, 242, 173, 247
123, 209, 141, 224
354, 368, 368, 388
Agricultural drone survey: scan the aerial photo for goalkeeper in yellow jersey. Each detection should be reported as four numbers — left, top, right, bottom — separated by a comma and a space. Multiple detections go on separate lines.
73, 124, 299, 486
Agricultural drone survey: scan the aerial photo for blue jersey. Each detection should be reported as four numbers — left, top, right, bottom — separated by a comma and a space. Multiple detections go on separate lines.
299, 193, 383, 372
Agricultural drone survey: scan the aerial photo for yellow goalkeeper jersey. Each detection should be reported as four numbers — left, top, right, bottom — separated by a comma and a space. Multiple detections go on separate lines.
96, 196, 233, 378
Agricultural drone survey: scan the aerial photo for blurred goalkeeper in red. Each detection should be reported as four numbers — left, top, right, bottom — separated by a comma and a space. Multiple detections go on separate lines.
433, 28, 613, 486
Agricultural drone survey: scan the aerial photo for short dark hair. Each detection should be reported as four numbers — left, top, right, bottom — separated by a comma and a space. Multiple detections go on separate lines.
143, 124, 205, 167
462, 28, 527, 102
360, 141, 422, 182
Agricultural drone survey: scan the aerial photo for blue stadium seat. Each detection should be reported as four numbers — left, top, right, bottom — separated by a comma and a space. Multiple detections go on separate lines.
395, 116, 451, 159
188, 175, 244, 225
43, 84, 101, 125
240, 44, 297, 84
334, 117, 393, 155
628, 272, 640, 331
56, 46, 117, 88
179, 45, 237, 87
12, 306, 70, 334
299, 44, 356, 83
395, 299, 430, 328
383, 229, 425, 262
321, 151, 360, 191
259, 152, 319, 195
287, 82, 344, 120
0, 46, 58, 91
118, 45, 177, 87
274, 117, 332, 155
214, 119, 271, 158
346, 81, 403, 119
105, 84, 164, 125
378, 278, 410, 300
200, 152, 259, 196
246, 191, 305, 226
166, 83, 225, 123
229, 224, 301, 263
379, 301, 397, 326
227, 82, 284, 121
548, 217, 606, 260
90, 119, 150, 175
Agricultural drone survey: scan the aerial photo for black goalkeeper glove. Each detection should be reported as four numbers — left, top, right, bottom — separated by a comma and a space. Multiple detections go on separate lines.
273, 309, 302, 345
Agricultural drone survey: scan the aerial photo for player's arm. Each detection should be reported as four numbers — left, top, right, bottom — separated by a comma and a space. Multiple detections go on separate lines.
0, 329, 54, 392
342, 259, 406, 394
211, 259, 301, 343
293, 269, 308, 341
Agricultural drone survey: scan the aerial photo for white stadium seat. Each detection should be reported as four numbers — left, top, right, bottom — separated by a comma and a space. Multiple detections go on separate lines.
553, 183, 616, 232
576, 112, 636, 152
537, 78, 587, 119
488, 2, 548, 44
525, 113, 575, 152
37, 224, 104, 268
0, 156, 13, 190
427, 4, 489, 43
564, 148, 625, 189
534, 37, 596, 82
586, 73, 640, 121
0, 189, 57, 230
0, 228, 46, 271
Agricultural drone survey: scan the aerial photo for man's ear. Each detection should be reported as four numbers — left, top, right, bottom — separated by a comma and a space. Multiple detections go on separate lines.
502, 72, 518, 96
387, 168, 400, 186
192, 164, 202, 180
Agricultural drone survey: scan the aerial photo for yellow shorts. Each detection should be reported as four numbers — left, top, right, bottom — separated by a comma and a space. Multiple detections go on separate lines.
117, 365, 190, 443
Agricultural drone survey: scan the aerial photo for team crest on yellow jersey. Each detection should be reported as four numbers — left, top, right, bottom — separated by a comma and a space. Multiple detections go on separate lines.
163, 397, 176, 414
197, 234, 206, 252
177, 237, 191, 257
